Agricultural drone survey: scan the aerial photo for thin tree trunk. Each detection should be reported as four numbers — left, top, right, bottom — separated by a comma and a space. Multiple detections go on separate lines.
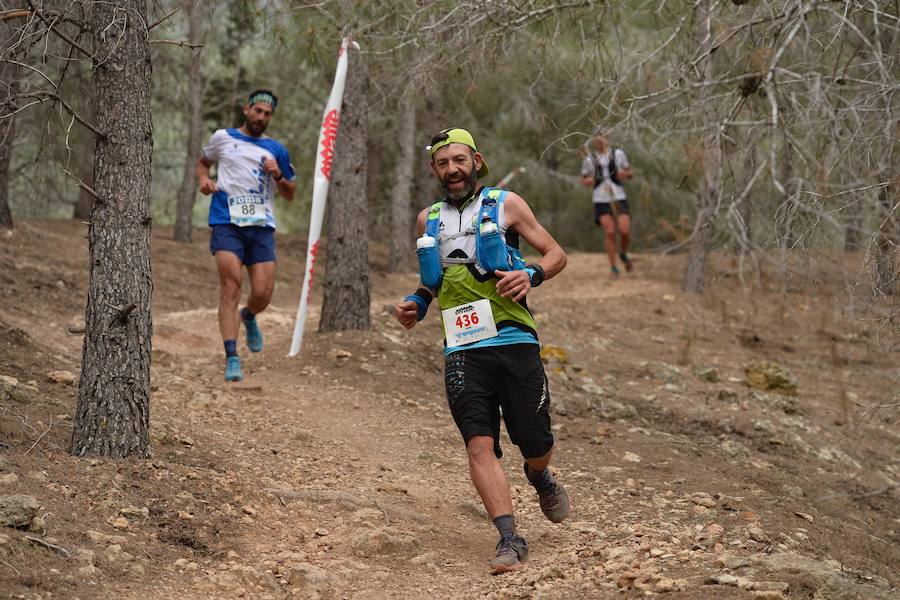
73, 143, 94, 220
682, 0, 719, 293
72, 0, 153, 458
173, 0, 204, 243
873, 175, 897, 296
319, 47, 370, 332
389, 91, 416, 272
0, 21, 18, 229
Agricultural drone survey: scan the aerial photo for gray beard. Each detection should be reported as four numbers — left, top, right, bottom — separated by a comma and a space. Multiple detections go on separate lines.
442, 168, 478, 202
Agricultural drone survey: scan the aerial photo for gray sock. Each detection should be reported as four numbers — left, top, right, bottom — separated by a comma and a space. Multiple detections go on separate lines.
493, 514, 517, 537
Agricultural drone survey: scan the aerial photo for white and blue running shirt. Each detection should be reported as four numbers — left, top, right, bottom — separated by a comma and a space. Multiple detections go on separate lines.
202, 128, 295, 229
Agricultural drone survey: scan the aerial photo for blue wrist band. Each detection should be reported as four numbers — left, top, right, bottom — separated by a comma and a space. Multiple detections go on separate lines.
404, 288, 433, 321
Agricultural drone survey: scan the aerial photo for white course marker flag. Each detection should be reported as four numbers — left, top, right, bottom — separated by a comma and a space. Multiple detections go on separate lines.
289, 38, 353, 357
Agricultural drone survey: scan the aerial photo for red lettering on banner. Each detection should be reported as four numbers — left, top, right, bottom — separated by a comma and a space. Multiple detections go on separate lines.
306, 240, 320, 293
319, 109, 340, 180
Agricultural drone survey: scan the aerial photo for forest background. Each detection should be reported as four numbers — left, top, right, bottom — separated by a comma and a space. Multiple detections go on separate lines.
2, 0, 896, 298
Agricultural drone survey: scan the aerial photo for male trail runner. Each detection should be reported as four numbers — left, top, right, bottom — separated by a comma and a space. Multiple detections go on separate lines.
196, 89, 296, 382
580, 125, 634, 276
395, 128, 570, 574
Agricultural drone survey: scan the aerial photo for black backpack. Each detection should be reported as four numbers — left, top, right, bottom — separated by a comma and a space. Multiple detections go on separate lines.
591, 149, 623, 188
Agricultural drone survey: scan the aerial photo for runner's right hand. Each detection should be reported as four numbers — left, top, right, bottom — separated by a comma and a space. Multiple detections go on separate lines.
395, 300, 419, 329
199, 177, 218, 195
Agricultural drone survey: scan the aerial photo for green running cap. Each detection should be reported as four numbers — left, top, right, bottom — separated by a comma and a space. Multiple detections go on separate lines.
426, 128, 490, 178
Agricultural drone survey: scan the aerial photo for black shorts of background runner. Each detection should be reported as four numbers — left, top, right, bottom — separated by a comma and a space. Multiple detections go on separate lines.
444, 344, 553, 460
593, 200, 630, 224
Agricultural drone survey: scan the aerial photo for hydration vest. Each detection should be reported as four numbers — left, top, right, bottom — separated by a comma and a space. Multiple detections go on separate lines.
418, 187, 526, 290
591, 149, 623, 187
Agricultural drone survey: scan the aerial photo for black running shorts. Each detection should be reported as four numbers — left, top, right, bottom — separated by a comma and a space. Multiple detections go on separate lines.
444, 344, 554, 459
593, 200, 630, 223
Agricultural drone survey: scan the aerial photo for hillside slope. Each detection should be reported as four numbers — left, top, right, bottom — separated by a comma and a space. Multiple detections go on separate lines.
1, 221, 897, 599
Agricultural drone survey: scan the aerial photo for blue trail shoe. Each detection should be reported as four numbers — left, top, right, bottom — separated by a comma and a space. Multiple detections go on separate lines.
243, 313, 263, 353
224, 356, 243, 382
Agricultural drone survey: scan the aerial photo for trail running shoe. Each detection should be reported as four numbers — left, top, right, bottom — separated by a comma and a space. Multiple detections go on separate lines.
224, 356, 243, 382
489, 534, 528, 574
619, 252, 634, 272
243, 313, 263, 353
525, 464, 571, 523
537, 481, 570, 523
611, 265, 620, 278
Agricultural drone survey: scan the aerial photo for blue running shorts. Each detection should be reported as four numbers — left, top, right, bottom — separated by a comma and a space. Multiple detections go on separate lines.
209, 224, 276, 265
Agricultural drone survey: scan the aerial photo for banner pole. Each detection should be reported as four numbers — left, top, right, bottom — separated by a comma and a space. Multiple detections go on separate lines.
289, 38, 352, 357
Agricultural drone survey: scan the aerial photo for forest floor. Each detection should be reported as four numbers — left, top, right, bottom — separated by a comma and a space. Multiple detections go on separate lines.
0, 220, 898, 600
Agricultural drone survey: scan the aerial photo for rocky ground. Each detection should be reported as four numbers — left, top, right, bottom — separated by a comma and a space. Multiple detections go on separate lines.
0, 220, 898, 599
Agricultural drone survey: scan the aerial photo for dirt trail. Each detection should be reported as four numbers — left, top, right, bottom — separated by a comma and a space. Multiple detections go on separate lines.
1, 222, 898, 600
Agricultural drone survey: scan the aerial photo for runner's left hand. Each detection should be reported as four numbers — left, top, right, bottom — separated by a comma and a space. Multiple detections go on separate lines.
495, 269, 530, 302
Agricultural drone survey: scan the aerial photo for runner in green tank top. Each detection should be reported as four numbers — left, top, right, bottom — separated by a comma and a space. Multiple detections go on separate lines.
395, 128, 570, 574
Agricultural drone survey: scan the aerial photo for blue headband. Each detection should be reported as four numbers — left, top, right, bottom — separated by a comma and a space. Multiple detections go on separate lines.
249, 92, 276, 109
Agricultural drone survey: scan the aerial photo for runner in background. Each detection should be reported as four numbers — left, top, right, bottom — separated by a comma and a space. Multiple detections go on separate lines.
196, 89, 296, 382
580, 125, 634, 277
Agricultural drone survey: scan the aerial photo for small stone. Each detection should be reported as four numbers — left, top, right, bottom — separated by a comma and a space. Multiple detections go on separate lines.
794, 512, 814, 522
607, 547, 636, 562
87, 530, 127, 545
0, 473, 19, 486
0, 375, 18, 387
691, 494, 717, 508
623, 452, 641, 463
747, 526, 767, 542
110, 516, 130, 530
695, 367, 719, 382
707, 573, 739, 586
745, 361, 797, 395
328, 349, 352, 360
119, 506, 149, 519
314, 528, 329, 537
77, 564, 101, 577
46, 370, 77, 385
0, 495, 41, 527
655, 577, 676, 592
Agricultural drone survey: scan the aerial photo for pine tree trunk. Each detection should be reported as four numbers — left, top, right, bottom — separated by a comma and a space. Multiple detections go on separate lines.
0, 24, 18, 229
71, 0, 153, 458
389, 91, 416, 272
319, 47, 370, 332
173, 0, 204, 243
682, 0, 719, 293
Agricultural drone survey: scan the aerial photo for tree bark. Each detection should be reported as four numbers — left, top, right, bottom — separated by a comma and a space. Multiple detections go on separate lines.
682, 0, 719, 294
173, 0, 204, 243
389, 91, 416, 272
319, 47, 370, 332
71, 0, 153, 458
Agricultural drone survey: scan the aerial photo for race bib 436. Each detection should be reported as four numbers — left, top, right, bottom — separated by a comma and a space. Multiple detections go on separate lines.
441, 299, 498, 348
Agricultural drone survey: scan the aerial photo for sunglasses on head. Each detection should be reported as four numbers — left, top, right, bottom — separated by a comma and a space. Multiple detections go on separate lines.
429, 130, 451, 147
